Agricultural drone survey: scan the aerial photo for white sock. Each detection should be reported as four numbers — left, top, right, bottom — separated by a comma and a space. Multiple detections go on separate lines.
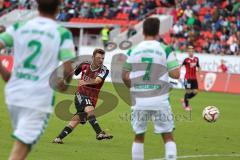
132, 142, 144, 160
165, 141, 177, 160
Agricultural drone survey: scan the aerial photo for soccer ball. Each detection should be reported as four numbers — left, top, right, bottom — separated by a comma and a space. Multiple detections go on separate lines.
202, 106, 220, 122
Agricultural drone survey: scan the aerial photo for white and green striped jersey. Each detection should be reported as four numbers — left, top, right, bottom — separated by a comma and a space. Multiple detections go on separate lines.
0, 17, 75, 113
123, 40, 179, 110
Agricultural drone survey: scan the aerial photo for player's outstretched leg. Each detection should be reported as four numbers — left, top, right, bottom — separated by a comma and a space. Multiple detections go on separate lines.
132, 134, 144, 160
182, 89, 194, 111
85, 106, 113, 140
162, 133, 177, 160
183, 89, 198, 111
53, 114, 82, 144
9, 140, 30, 160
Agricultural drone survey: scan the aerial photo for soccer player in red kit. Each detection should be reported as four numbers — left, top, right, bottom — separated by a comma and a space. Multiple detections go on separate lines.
53, 49, 113, 144
181, 46, 201, 111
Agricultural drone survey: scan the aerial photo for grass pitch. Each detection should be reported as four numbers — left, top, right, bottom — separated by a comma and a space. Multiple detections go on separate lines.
0, 79, 239, 160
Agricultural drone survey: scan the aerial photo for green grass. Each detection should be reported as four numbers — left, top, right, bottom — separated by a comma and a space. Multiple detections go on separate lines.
0, 79, 240, 160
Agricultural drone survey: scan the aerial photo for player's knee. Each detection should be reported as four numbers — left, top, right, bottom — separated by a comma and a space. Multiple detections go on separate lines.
134, 134, 144, 143
162, 133, 174, 143
72, 114, 80, 121
77, 112, 87, 125
84, 106, 94, 113
186, 89, 192, 94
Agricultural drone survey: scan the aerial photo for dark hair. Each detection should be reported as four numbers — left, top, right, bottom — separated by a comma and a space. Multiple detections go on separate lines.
93, 48, 105, 56
143, 17, 160, 36
36, 0, 60, 15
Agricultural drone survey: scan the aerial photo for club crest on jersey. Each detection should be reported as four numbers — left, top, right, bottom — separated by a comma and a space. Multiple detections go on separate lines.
190, 62, 197, 67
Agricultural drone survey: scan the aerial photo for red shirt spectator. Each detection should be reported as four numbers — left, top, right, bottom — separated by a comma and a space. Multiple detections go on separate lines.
4, 0, 11, 8
218, 60, 228, 73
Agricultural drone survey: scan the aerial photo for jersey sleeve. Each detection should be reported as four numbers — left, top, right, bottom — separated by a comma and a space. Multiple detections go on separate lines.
57, 26, 75, 61
196, 58, 200, 67
182, 59, 186, 66
74, 64, 82, 75
0, 25, 14, 48
166, 52, 179, 71
97, 66, 109, 80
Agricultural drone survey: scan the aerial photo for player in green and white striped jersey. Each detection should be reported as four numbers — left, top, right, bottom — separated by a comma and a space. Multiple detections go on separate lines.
122, 18, 180, 160
0, 0, 75, 159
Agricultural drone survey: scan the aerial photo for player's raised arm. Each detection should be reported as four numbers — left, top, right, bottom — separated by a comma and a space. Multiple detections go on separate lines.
166, 50, 180, 79
122, 60, 132, 88
56, 27, 76, 91
181, 59, 186, 67
0, 61, 10, 82
196, 58, 201, 72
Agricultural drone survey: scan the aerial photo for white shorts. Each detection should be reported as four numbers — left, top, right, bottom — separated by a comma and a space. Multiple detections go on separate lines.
8, 105, 50, 145
131, 106, 175, 134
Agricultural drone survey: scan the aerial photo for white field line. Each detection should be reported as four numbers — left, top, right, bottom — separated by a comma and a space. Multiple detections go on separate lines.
150, 153, 240, 160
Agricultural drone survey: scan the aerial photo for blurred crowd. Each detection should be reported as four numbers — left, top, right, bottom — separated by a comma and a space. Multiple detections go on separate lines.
0, 0, 18, 13
168, 0, 240, 55
0, 0, 37, 14
57, 0, 159, 21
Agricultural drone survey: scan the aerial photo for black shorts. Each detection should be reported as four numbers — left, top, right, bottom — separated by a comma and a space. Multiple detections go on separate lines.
74, 92, 93, 113
184, 79, 198, 90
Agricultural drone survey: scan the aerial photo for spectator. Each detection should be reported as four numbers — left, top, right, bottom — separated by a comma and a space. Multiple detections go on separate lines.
212, 6, 220, 22
184, 5, 193, 18
202, 38, 211, 53
57, 9, 70, 21
227, 33, 237, 46
232, 1, 240, 16
172, 22, 183, 37
237, 15, 240, 30
180, 0, 188, 9
145, 0, 157, 11
73, 7, 80, 18
220, 27, 230, 41
176, 5, 184, 19
104, 5, 117, 19
4, 0, 11, 8
129, 4, 139, 20
92, 4, 104, 18
230, 39, 239, 55
209, 39, 221, 54
101, 25, 110, 48
212, 15, 224, 31
138, 4, 147, 18
218, 60, 228, 73
80, 3, 91, 18
204, 10, 212, 23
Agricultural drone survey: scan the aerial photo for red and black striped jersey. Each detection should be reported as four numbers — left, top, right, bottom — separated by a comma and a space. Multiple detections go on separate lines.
182, 57, 200, 80
74, 61, 109, 107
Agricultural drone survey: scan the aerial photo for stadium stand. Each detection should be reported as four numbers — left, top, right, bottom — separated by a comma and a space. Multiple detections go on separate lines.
0, 0, 239, 55
166, 0, 240, 55
55, 0, 240, 55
